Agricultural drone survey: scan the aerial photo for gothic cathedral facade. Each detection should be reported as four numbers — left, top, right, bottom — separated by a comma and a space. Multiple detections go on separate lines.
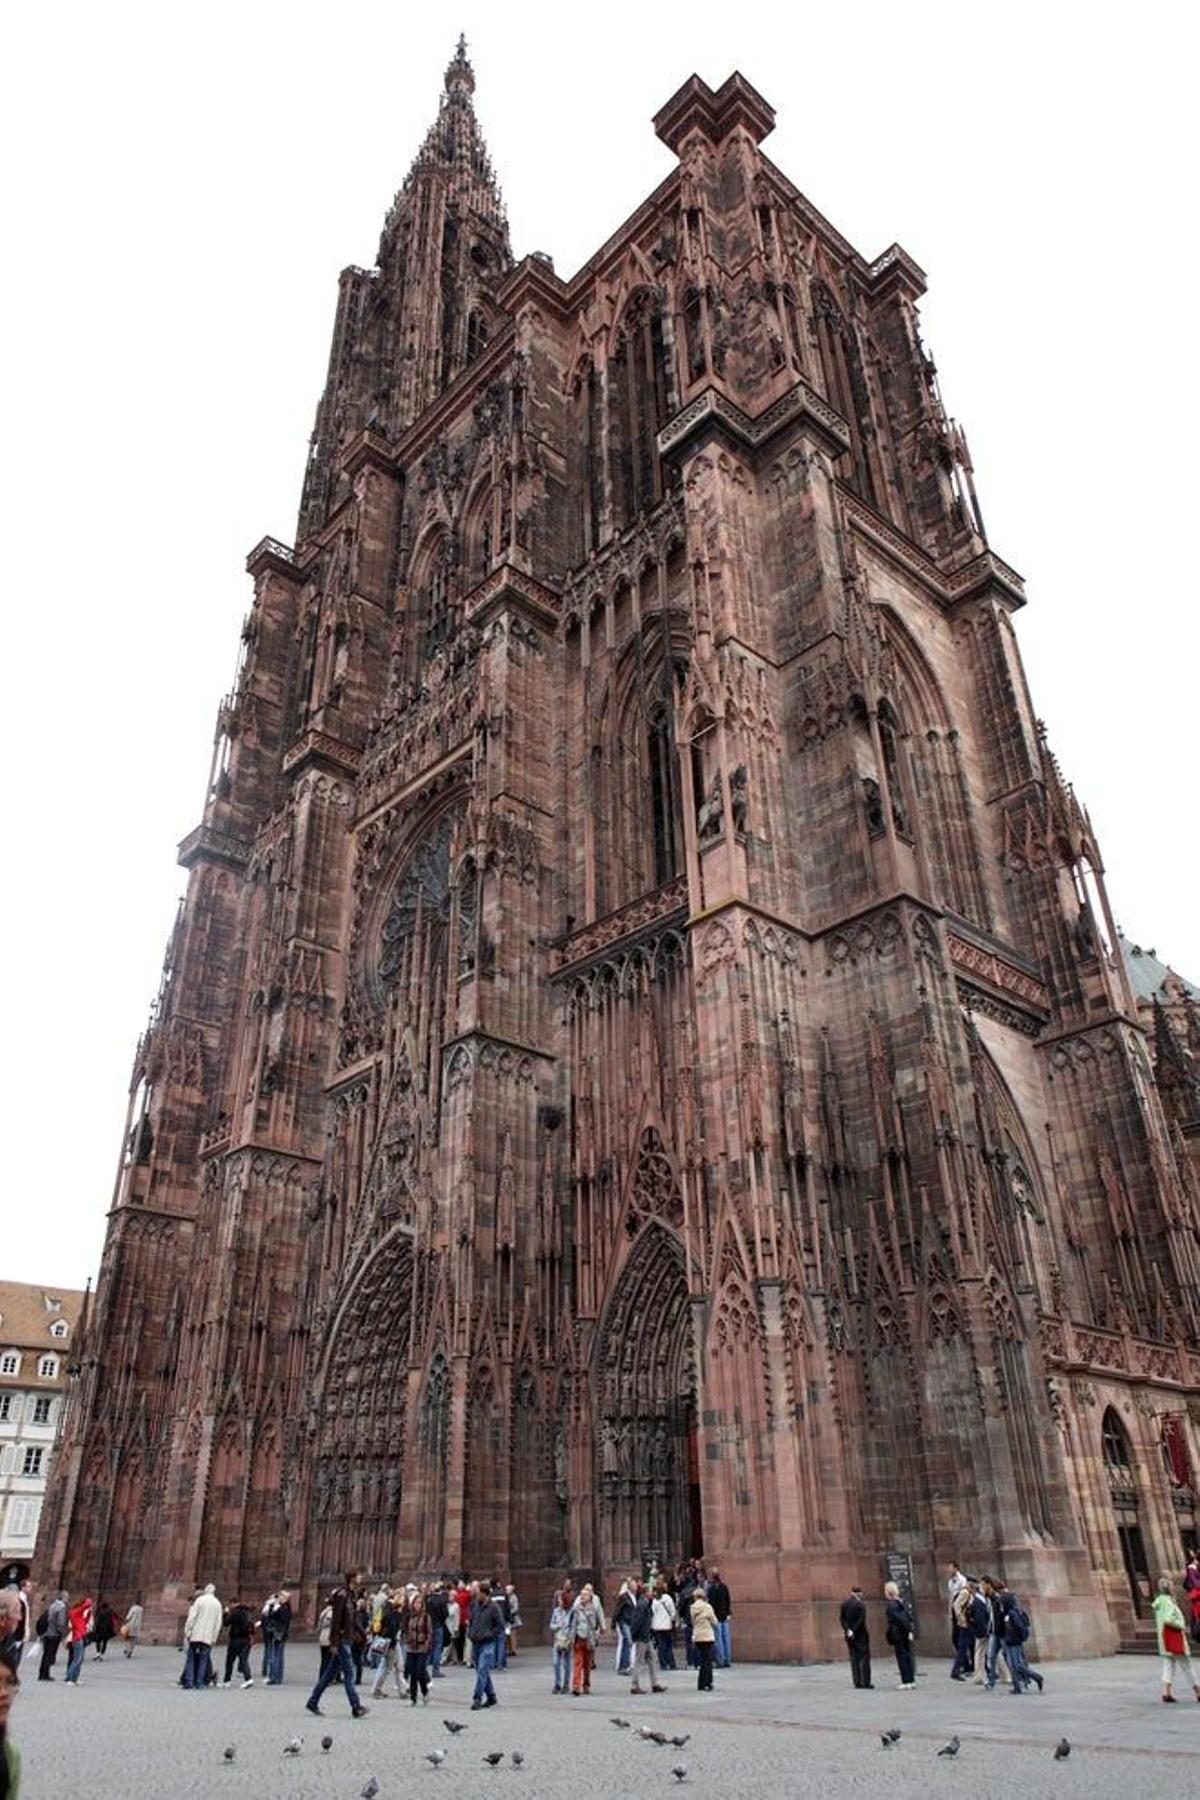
40, 49, 1200, 1658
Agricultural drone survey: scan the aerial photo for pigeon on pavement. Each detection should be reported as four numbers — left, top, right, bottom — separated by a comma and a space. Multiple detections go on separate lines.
443, 1719, 468, 1735
361, 1781, 379, 1800
482, 1751, 505, 1767
883, 1729, 902, 1743
283, 1738, 303, 1757
880, 1734, 895, 1749
671, 1766, 688, 1783
668, 1736, 690, 1749
222, 1746, 236, 1763
425, 1749, 447, 1768
511, 1751, 525, 1768
937, 1736, 961, 1758
1054, 1739, 1071, 1761
610, 1718, 631, 1729
321, 1735, 333, 1753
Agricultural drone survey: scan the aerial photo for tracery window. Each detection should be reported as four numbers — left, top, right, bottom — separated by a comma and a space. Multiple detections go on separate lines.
609, 295, 670, 530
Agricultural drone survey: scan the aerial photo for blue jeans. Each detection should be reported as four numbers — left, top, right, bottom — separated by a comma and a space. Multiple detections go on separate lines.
715, 1619, 732, 1668
494, 1628, 507, 1669
265, 1638, 286, 1684
472, 1639, 497, 1705
1005, 1641, 1039, 1692
431, 1624, 444, 1675
308, 1640, 362, 1713
65, 1639, 87, 1683
553, 1643, 570, 1690
183, 1641, 212, 1689
950, 1626, 974, 1678
615, 1620, 633, 1674
984, 1634, 1000, 1688
654, 1629, 675, 1670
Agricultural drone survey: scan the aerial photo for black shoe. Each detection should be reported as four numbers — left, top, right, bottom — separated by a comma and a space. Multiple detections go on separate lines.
471, 1701, 482, 1711
305, 1701, 322, 1716
352, 1705, 369, 1718
484, 1695, 498, 1707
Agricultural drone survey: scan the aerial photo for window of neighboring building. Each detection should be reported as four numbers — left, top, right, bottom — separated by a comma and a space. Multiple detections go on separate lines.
0, 1394, 11, 1422
50, 1320, 69, 1339
0, 1353, 19, 1377
22, 1446, 44, 1477
38, 1355, 58, 1379
5, 1498, 37, 1540
32, 1396, 52, 1426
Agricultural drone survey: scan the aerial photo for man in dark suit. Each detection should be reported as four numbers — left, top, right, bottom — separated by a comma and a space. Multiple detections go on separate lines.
839, 1584, 872, 1689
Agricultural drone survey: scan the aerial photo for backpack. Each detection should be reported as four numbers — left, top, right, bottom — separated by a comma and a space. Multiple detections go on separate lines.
35, 1610, 49, 1639
1006, 1601, 1030, 1643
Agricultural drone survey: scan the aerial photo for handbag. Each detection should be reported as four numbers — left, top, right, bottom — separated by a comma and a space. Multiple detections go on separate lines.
1163, 1622, 1187, 1657
553, 1628, 571, 1651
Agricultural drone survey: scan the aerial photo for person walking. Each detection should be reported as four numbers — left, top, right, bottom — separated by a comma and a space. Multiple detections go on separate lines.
949, 1577, 974, 1681
884, 1581, 916, 1690
689, 1585, 717, 1692
504, 1583, 522, 1658
612, 1580, 634, 1676
404, 1591, 433, 1705
980, 1577, 1006, 1691
305, 1571, 369, 1719
221, 1598, 255, 1687
468, 1581, 504, 1711
568, 1584, 603, 1696
181, 1584, 222, 1691
839, 1585, 872, 1689
122, 1598, 143, 1658
39, 1594, 68, 1681
550, 1589, 572, 1695
91, 1598, 118, 1660
426, 1582, 449, 1677
1153, 1575, 1200, 1704
998, 1587, 1043, 1695
651, 1578, 677, 1671
262, 1588, 291, 1684
1184, 1553, 1200, 1646
64, 1595, 94, 1686
369, 1589, 404, 1700
628, 1580, 666, 1696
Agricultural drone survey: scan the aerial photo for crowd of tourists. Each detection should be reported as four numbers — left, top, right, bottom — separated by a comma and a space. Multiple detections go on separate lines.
1, 1545, 1198, 1793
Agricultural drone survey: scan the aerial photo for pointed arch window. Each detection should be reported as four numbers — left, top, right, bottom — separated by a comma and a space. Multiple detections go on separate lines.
610, 295, 670, 529
682, 289, 707, 383
466, 309, 489, 362
419, 534, 454, 655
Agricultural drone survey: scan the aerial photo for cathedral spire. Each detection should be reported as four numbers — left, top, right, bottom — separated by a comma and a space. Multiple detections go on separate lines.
388, 34, 508, 245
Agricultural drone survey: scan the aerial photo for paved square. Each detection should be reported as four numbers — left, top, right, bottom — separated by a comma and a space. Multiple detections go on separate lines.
12, 1645, 1199, 1797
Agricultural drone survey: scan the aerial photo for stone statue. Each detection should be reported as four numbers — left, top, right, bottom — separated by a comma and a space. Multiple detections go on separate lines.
862, 776, 886, 837
730, 763, 749, 833
697, 769, 724, 842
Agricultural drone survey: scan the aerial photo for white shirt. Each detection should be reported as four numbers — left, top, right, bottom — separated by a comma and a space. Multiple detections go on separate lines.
650, 1593, 677, 1632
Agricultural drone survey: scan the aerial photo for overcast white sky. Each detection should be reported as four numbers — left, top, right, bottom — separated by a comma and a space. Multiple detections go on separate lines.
4, 2, 1196, 1291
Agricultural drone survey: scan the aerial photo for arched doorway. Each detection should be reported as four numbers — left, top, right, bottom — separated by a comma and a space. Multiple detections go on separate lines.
1102, 1407, 1151, 1618
595, 1223, 700, 1576
307, 1235, 414, 1584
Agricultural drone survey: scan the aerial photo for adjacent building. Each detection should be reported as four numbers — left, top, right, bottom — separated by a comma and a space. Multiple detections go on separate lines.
38, 47, 1200, 1658
1, 1283, 85, 1566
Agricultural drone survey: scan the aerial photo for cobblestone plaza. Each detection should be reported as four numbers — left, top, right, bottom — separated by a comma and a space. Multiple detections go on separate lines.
14, 1647, 1199, 1797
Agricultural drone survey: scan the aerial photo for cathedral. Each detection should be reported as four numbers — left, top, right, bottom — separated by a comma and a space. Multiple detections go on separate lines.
39, 45, 1200, 1659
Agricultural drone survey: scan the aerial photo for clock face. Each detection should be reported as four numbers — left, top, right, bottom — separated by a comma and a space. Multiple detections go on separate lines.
378, 811, 455, 987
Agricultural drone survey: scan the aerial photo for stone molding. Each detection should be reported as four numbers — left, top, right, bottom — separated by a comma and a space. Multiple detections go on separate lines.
657, 378, 851, 464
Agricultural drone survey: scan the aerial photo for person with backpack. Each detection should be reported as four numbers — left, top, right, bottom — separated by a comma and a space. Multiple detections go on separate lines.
304, 1570, 369, 1719
884, 1580, 916, 1690
999, 1587, 1043, 1694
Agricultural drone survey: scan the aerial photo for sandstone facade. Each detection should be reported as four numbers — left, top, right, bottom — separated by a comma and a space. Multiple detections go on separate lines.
39, 47, 1200, 1657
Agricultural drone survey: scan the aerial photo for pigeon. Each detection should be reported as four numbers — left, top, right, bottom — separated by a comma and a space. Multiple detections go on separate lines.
671, 1767, 688, 1783
668, 1736, 690, 1749
483, 1751, 504, 1767
880, 1734, 895, 1749
884, 1729, 902, 1743
283, 1738, 303, 1757
321, 1735, 333, 1753
1054, 1739, 1071, 1761
511, 1751, 525, 1768
222, 1746, 236, 1763
362, 1781, 379, 1800
937, 1736, 961, 1758
443, 1719, 468, 1735
646, 1731, 668, 1746
610, 1718, 631, 1729
425, 1749, 447, 1768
